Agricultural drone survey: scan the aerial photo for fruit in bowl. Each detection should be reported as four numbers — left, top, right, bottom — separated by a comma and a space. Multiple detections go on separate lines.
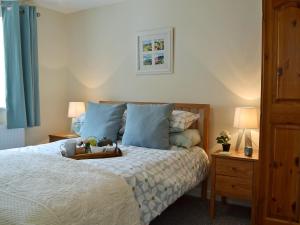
87, 137, 97, 147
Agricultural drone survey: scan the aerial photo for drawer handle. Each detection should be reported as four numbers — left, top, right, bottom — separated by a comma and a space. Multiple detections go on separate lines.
231, 167, 237, 171
231, 185, 236, 188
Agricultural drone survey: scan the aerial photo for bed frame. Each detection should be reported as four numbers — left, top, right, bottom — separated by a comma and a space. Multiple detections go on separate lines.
99, 100, 210, 199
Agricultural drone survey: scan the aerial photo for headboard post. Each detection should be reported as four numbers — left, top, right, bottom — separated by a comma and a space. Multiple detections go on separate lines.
203, 104, 210, 153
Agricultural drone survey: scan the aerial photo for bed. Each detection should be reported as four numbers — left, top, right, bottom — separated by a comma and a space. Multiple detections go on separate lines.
0, 102, 210, 225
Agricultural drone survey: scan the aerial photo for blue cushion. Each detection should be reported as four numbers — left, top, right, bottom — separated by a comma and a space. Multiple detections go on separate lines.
80, 102, 126, 142
122, 104, 174, 149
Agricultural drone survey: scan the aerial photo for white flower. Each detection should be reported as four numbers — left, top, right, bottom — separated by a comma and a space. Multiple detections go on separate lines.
220, 130, 230, 137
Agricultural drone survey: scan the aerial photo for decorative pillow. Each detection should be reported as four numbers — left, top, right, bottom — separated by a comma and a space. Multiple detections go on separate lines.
170, 129, 201, 148
170, 110, 200, 132
80, 102, 126, 142
78, 111, 127, 138
122, 104, 174, 149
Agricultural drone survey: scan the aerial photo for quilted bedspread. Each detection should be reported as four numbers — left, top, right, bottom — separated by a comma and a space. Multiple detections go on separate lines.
0, 149, 140, 225
32, 140, 210, 225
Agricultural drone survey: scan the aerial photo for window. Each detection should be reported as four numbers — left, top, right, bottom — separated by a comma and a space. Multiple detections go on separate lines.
0, 16, 5, 109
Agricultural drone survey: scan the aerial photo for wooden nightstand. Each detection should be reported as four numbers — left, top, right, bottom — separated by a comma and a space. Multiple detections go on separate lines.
210, 149, 259, 225
49, 133, 79, 142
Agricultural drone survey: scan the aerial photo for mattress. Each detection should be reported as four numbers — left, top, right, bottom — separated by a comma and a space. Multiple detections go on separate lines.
33, 139, 210, 225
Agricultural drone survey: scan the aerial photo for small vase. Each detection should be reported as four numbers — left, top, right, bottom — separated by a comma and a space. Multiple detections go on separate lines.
222, 144, 231, 152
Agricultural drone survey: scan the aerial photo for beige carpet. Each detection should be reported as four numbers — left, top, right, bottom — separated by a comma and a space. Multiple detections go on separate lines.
150, 196, 251, 225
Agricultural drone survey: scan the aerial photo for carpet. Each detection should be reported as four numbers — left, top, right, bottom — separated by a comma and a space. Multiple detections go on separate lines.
150, 196, 251, 225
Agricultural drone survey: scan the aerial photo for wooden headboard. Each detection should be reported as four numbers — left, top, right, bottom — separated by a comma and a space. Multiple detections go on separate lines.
99, 101, 210, 154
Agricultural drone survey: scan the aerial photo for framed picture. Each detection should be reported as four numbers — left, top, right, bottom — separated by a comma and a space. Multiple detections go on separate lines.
136, 27, 174, 75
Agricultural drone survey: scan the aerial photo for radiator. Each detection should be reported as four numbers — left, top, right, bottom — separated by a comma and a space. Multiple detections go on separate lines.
0, 125, 25, 150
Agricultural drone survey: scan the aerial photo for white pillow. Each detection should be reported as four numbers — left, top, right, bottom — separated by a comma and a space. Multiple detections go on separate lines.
170, 129, 201, 148
170, 110, 200, 132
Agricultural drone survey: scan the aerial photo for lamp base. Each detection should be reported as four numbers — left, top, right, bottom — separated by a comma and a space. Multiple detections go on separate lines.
235, 129, 244, 151
245, 129, 252, 147
235, 129, 253, 151
70, 118, 75, 133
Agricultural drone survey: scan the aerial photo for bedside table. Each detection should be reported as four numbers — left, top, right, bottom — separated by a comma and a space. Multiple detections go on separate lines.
210, 149, 259, 225
49, 133, 79, 142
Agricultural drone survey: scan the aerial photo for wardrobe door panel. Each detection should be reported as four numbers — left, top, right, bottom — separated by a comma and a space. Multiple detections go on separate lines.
267, 126, 300, 222
274, 2, 300, 101
259, 0, 300, 224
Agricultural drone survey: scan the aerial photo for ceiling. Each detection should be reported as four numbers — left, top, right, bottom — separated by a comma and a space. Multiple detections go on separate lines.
33, 0, 127, 14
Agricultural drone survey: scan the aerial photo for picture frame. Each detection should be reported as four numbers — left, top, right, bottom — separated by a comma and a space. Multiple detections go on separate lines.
136, 27, 174, 75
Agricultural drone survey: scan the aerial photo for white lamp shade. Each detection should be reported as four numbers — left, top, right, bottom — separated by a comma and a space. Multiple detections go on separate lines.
233, 107, 259, 129
68, 102, 85, 118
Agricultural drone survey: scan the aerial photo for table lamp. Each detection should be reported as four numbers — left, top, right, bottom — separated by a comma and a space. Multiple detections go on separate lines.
68, 102, 86, 132
233, 107, 258, 150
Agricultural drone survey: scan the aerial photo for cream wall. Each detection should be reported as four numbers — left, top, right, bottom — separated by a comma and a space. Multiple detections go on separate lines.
25, 7, 69, 145
65, 0, 262, 152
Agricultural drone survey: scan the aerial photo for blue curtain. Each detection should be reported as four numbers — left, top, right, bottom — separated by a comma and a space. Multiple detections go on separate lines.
1, 1, 40, 129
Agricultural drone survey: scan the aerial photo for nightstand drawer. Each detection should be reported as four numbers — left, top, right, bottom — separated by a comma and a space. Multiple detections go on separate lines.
215, 175, 252, 200
216, 158, 253, 179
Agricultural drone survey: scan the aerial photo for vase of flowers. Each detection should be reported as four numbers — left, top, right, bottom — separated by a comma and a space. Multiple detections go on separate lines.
216, 130, 231, 152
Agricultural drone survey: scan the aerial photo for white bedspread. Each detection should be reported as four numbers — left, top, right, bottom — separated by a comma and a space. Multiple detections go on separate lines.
30, 140, 210, 225
0, 149, 140, 225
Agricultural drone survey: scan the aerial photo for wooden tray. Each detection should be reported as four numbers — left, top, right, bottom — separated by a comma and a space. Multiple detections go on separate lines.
70, 149, 122, 160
